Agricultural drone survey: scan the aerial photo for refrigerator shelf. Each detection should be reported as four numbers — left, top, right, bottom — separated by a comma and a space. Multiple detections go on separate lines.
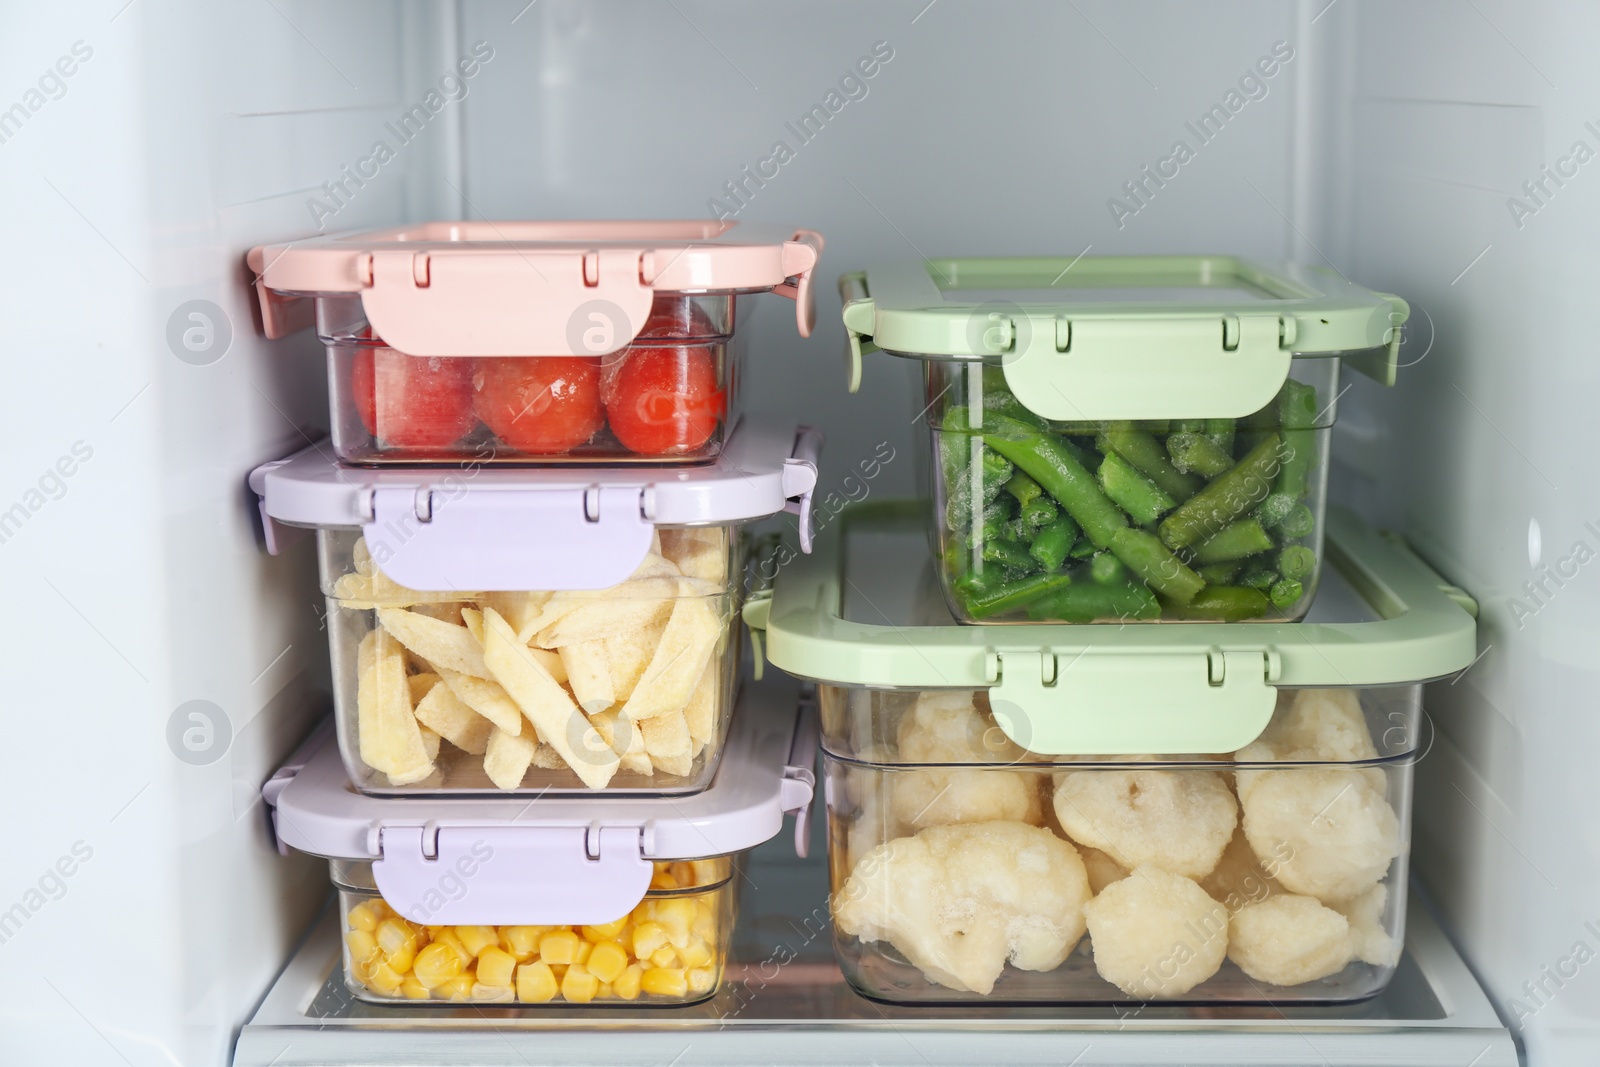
234, 676, 1515, 1067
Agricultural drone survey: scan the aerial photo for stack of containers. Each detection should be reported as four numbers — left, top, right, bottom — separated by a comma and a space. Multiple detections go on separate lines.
748, 255, 1480, 1005
246, 221, 825, 1005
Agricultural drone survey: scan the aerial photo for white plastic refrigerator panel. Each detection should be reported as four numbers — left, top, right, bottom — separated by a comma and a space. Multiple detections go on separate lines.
1303, 3, 1600, 1064
0, 4, 461, 1066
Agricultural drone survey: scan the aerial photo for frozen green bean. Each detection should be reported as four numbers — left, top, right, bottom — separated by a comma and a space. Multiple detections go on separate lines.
1158, 433, 1284, 549
1279, 544, 1317, 581
1005, 470, 1042, 508
1277, 379, 1319, 500
1026, 580, 1161, 623
1020, 495, 1058, 531
1279, 503, 1315, 539
1028, 517, 1079, 572
962, 571, 1074, 620
1167, 432, 1234, 478
1165, 586, 1271, 621
985, 416, 1129, 550
1190, 518, 1276, 565
1270, 578, 1304, 610
1109, 528, 1205, 605
1240, 565, 1279, 591
1098, 424, 1204, 501
1197, 561, 1242, 585
1089, 552, 1128, 585
981, 538, 1037, 573
1098, 453, 1177, 525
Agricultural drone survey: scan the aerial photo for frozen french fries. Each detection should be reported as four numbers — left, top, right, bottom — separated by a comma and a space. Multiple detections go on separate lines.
337, 529, 736, 791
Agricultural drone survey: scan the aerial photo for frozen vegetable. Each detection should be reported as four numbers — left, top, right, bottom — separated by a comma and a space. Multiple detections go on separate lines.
472, 356, 604, 454
343, 530, 731, 790
833, 821, 1090, 996
938, 373, 1325, 622
1082, 864, 1229, 998
352, 348, 476, 449
1240, 768, 1400, 903
1334, 884, 1400, 967
1051, 765, 1237, 880
344, 861, 727, 1003
1227, 894, 1354, 987
603, 345, 725, 454
888, 692, 1041, 832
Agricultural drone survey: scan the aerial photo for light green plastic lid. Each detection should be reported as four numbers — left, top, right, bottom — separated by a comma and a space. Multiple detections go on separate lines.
839, 256, 1409, 420
745, 501, 1477, 757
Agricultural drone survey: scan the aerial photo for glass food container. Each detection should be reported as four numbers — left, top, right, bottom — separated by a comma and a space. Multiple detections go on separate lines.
263, 681, 818, 1008
247, 221, 823, 465
837, 256, 1409, 623
250, 422, 821, 796
748, 500, 1479, 1004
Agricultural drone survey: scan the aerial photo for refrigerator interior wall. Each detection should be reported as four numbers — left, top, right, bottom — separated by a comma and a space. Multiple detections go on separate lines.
456, 0, 1308, 504
0, 4, 459, 1066
1304, 2, 1600, 1063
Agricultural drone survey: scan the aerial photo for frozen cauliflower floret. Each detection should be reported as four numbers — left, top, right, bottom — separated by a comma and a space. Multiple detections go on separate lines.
1333, 883, 1400, 967
1200, 828, 1285, 913
1236, 688, 1382, 804
1052, 767, 1236, 879
1241, 767, 1400, 903
1083, 865, 1229, 998
833, 821, 1090, 996
888, 692, 1042, 831
1080, 847, 1129, 895
1228, 894, 1354, 986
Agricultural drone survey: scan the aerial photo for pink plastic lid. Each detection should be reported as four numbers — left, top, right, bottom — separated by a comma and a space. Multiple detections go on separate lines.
246, 220, 823, 356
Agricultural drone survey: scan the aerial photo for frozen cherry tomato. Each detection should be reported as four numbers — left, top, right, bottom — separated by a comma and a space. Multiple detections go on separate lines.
474, 356, 604, 454
350, 347, 476, 449
603, 344, 724, 455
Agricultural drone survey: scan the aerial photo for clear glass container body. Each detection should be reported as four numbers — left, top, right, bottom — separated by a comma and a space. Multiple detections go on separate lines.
912, 355, 1342, 623
821, 683, 1417, 1004
316, 292, 741, 465
318, 524, 743, 795
333, 857, 735, 1005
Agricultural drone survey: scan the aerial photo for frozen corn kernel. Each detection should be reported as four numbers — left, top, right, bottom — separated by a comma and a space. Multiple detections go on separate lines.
581, 917, 628, 942
438, 974, 476, 1001
641, 967, 688, 998
400, 978, 431, 1000
385, 940, 418, 975
412, 941, 464, 989
375, 918, 416, 957
561, 963, 600, 1003
433, 929, 473, 967
347, 900, 384, 933
475, 946, 516, 988
686, 966, 716, 995
573, 940, 592, 966
501, 925, 548, 961
614, 963, 644, 1000
367, 962, 405, 995
516, 961, 559, 1003
345, 930, 381, 968
457, 925, 499, 958
690, 859, 724, 885
538, 929, 580, 965
596, 981, 614, 999
655, 898, 695, 949
586, 941, 629, 984
670, 861, 695, 886
632, 921, 669, 960
680, 938, 714, 970
650, 868, 679, 890
471, 983, 515, 1003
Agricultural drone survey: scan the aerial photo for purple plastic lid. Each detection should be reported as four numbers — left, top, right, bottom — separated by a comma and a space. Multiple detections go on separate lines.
248, 419, 821, 590
265, 675, 816, 925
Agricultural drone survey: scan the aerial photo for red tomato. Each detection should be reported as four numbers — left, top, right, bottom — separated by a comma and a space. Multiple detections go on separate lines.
350, 347, 476, 449
473, 356, 604, 454
603, 344, 725, 455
